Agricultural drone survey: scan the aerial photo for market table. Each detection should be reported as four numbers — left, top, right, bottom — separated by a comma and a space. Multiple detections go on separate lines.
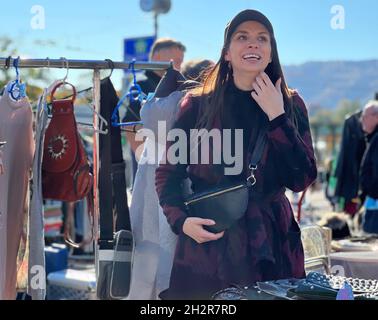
330, 250, 378, 280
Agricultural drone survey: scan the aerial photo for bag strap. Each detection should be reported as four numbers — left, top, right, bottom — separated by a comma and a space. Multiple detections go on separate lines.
112, 162, 131, 231
98, 78, 132, 249
246, 127, 268, 186
110, 82, 131, 231
50, 81, 76, 103
63, 194, 94, 248
98, 79, 116, 248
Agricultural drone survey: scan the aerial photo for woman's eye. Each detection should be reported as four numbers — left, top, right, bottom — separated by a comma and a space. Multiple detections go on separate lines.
237, 35, 247, 40
258, 36, 268, 42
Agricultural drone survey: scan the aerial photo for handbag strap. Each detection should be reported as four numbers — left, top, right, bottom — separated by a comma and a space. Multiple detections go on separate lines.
98, 78, 132, 250
50, 81, 76, 103
98, 79, 114, 248
246, 127, 268, 186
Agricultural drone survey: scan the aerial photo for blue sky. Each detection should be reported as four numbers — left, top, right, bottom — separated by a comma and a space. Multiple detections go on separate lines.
1, 0, 378, 89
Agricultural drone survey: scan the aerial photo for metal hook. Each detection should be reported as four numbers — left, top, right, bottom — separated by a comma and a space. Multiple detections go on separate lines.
60, 57, 69, 83
4, 56, 11, 69
130, 59, 137, 86
247, 164, 258, 186
8, 56, 26, 101
104, 59, 114, 78
13, 56, 20, 83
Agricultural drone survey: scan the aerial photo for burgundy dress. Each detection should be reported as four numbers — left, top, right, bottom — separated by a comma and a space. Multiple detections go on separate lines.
155, 81, 317, 299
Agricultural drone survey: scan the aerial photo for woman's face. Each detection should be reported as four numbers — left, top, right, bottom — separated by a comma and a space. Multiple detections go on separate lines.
225, 20, 272, 78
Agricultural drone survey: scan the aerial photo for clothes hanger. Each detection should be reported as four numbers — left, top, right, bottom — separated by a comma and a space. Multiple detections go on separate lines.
49, 57, 109, 135
0, 57, 11, 97
111, 59, 145, 128
7, 56, 27, 101
103, 59, 114, 79
50, 57, 75, 95
41, 58, 135, 131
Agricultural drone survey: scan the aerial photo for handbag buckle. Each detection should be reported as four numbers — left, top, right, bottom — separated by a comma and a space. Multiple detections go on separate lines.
247, 164, 257, 186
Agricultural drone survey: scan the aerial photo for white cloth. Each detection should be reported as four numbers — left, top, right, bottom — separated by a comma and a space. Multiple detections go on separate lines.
28, 83, 58, 300
126, 91, 184, 299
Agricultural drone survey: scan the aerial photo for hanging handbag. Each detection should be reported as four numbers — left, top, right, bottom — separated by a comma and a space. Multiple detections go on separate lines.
184, 129, 267, 233
42, 81, 93, 202
42, 81, 94, 248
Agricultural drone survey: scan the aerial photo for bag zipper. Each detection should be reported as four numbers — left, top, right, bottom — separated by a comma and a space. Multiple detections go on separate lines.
184, 184, 246, 206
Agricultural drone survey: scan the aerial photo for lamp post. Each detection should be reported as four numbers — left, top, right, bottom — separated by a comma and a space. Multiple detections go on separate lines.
140, 0, 171, 38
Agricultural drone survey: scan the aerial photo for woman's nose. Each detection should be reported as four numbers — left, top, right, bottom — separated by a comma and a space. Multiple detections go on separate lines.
247, 41, 259, 49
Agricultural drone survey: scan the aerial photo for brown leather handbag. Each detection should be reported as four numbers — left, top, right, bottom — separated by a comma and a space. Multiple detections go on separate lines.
42, 82, 94, 248
42, 81, 93, 202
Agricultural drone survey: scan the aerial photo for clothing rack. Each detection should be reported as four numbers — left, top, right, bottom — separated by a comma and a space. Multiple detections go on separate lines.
0, 57, 170, 132
0, 57, 171, 71
0, 56, 171, 244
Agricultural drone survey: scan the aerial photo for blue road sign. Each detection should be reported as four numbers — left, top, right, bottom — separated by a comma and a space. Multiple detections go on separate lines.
124, 36, 156, 65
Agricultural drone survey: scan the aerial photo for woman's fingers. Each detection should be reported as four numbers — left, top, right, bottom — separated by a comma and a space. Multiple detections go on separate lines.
252, 82, 262, 95
197, 230, 225, 243
198, 218, 216, 226
260, 72, 275, 90
255, 76, 266, 90
251, 90, 260, 102
275, 78, 282, 94
183, 217, 225, 244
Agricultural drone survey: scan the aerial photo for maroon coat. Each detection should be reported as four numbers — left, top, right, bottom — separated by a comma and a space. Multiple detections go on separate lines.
155, 85, 317, 299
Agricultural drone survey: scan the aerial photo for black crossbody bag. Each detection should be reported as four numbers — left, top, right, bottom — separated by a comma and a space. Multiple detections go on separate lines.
184, 129, 267, 233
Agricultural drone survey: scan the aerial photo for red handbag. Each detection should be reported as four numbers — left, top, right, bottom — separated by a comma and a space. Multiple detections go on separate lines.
42, 81, 93, 202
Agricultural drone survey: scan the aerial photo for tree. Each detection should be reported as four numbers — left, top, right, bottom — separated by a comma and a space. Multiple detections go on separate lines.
0, 36, 50, 102
334, 99, 361, 122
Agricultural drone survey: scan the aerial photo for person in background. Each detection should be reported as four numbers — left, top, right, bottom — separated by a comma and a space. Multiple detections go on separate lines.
182, 59, 214, 82
126, 59, 212, 299
360, 101, 378, 234
124, 38, 186, 186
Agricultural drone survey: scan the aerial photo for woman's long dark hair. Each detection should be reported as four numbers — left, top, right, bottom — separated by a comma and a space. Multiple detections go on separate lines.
191, 29, 298, 130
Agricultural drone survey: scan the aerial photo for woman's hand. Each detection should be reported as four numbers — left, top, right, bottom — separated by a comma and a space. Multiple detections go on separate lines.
183, 217, 224, 244
251, 72, 285, 121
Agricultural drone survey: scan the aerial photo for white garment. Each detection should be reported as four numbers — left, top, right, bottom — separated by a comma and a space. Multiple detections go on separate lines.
126, 92, 184, 299
28, 83, 58, 300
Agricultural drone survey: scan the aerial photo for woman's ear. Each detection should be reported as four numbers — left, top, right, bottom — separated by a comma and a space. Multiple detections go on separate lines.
224, 49, 230, 62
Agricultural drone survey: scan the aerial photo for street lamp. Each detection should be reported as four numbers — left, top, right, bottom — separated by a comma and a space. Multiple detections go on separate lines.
140, 0, 171, 38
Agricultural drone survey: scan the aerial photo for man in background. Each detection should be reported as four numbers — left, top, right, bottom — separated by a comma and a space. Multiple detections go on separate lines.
124, 38, 186, 186
360, 101, 378, 234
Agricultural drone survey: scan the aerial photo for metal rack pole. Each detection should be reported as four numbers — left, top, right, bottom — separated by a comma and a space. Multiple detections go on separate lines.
0, 57, 171, 71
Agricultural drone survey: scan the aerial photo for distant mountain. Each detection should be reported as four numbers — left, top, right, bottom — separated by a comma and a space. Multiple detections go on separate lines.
283, 60, 378, 110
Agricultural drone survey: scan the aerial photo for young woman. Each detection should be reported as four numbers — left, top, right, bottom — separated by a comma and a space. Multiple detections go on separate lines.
155, 9, 317, 299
